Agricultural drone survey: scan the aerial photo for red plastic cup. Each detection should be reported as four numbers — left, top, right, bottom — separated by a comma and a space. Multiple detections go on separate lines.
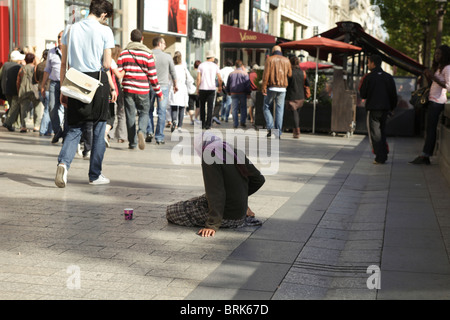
124, 208, 133, 220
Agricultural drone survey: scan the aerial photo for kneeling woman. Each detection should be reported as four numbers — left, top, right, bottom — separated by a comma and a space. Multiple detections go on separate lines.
166, 132, 265, 237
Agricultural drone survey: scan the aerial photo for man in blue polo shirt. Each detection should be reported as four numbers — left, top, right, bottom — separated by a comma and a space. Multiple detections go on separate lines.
55, 0, 116, 188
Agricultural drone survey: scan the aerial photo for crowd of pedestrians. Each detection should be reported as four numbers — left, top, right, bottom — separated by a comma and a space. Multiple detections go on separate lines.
1, 18, 269, 149
1, 0, 448, 237
2, 0, 447, 180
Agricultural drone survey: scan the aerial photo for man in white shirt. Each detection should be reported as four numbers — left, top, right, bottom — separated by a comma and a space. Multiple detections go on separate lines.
219, 59, 234, 122
197, 50, 222, 130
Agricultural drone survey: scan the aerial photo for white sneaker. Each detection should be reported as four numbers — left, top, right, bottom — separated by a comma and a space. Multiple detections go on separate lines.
55, 163, 68, 188
89, 174, 110, 185
77, 144, 83, 157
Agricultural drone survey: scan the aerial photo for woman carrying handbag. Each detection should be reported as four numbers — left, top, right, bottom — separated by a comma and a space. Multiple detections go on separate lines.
169, 51, 192, 132
410, 45, 450, 165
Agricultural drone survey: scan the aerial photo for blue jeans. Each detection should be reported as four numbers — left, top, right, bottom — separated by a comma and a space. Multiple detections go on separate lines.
221, 95, 232, 121
263, 89, 286, 136
58, 121, 106, 181
124, 92, 151, 148
147, 85, 170, 142
231, 94, 247, 127
39, 91, 52, 135
49, 81, 67, 138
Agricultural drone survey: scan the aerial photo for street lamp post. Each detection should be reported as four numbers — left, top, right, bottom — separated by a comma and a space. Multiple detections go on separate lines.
436, 0, 448, 48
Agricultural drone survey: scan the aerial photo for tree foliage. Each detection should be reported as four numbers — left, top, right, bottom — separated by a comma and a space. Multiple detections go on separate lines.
376, 0, 449, 69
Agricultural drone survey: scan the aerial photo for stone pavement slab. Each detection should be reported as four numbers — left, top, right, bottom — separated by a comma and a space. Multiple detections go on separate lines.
1, 121, 450, 300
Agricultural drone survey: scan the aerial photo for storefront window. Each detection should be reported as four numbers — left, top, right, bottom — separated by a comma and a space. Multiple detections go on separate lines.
187, 0, 212, 69
253, 0, 269, 34
64, 0, 122, 45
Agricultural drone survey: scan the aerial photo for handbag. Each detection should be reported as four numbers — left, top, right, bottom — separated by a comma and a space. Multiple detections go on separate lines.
186, 67, 196, 95
409, 86, 430, 108
60, 26, 102, 104
303, 70, 311, 99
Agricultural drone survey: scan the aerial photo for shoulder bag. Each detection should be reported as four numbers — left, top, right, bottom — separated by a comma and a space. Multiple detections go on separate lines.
186, 66, 196, 95
60, 26, 103, 104
409, 86, 430, 109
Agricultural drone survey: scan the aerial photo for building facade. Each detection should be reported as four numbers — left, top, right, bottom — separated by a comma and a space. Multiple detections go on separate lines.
0, 0, 134, 63
0, 0, 386, 69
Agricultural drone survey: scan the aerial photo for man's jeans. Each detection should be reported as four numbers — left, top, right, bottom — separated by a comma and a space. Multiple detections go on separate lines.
57, 121, 106, 181
124, 92, 151, 148
263, 89, 286, 136
39, 91, 52, 135
49, 81, 67, 138
147, 85, 170, 142
231, 94, 247, 127
221, 95, 232, 121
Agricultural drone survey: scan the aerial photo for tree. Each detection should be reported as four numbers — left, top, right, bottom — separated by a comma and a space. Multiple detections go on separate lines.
377, 0, 449, 71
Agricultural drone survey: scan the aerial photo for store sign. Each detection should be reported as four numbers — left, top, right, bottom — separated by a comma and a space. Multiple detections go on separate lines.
144, 0, 188, 37
220, 24, 275, 44
192, 14, 206, 40
188, 8, 212, 42
193, 29, 206, 40
240, 32, 258, 42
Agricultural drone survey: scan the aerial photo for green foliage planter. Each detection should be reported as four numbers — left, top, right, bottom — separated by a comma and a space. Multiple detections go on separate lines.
283, 102, 332, 133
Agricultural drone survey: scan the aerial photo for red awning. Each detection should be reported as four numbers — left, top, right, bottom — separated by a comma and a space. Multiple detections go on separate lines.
0, 5, 10, 64
220, 24, 276, 48
320, 21, 425, 76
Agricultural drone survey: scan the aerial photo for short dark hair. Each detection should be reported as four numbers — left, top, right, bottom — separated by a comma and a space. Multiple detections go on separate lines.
25, 53, 35, 64
89, 0, 114, 19
235, 60, 243, 68
131, 29, 143, 42
225, 59, 233, 67
152, 36, 164, 47
194, 60, 201, 68
369, 54, 382, 67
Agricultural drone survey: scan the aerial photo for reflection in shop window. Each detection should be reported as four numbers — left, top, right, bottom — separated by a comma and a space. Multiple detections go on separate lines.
64, 0, 122, 45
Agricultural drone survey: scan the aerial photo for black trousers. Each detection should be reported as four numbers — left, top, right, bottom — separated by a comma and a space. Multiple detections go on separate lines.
423, 101, 444, 156
199, 90, 216, 129
366, 110, 388, 163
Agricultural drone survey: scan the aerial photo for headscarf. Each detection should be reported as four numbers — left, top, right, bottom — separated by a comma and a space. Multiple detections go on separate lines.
194, 132, 249, 177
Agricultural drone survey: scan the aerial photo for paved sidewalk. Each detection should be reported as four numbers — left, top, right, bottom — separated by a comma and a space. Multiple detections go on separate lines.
1, 120, 449, 300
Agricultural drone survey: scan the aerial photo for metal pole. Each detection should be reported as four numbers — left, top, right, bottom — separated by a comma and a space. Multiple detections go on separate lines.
312, 46, 319, 134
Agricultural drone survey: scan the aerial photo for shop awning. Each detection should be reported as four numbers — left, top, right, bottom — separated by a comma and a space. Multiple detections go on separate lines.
320, 21, 425, 76
220, 24, 276, 48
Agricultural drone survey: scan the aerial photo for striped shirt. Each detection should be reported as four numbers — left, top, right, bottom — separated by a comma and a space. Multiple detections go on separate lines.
117, 49, 162, 96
